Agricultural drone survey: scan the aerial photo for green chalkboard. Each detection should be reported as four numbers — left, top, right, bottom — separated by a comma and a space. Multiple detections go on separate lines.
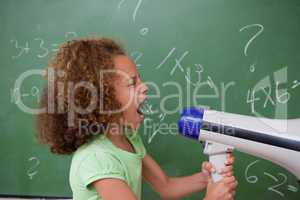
0, 0, 299, 199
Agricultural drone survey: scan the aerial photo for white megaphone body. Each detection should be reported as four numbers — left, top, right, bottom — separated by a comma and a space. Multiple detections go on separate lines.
178, 107, 300, 182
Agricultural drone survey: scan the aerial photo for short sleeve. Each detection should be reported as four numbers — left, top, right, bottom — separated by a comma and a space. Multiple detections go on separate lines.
78, 151, 126, 188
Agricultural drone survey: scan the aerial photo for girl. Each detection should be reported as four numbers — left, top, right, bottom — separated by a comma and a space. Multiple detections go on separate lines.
37, 37, 237, 200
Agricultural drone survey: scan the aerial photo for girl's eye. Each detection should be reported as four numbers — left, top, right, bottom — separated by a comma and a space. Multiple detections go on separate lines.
128, 78, 136, 87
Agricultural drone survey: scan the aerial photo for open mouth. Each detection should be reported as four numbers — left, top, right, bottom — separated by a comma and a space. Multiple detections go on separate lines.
137, 100, 147, 116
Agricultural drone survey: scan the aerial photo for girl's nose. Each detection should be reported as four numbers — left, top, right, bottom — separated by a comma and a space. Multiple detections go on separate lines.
136, 82, 148, 104
139, 82, 148, 95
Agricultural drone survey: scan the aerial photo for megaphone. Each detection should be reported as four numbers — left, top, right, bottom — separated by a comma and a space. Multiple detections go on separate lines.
178, 107, 300, 182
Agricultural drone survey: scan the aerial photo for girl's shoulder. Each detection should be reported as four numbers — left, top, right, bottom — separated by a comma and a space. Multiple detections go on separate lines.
69, 135, 126, 189
71, 134, 111, 162
71, 132, 146, 168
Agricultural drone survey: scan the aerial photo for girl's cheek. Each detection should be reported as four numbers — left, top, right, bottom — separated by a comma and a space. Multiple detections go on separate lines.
129, 88, 137, 101
119, 88, 135, 106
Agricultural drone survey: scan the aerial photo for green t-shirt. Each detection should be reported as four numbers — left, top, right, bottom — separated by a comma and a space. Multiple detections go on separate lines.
69, 131, 146, 200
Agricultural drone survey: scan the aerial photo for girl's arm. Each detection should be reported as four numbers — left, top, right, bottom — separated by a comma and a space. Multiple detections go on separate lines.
142, 153, 235, 200
142, 154, 209, 200
93, 178, 138, 200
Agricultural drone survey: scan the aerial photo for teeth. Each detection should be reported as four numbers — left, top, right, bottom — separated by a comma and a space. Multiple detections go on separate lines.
138, 101, 148, 115
137, 105, 143, 115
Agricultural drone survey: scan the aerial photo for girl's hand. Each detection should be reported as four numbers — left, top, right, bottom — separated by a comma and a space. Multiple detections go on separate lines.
201, 153, 235, 179
204, 176, 238, 200
220, 153, 235, 178
202, 153, 237, 200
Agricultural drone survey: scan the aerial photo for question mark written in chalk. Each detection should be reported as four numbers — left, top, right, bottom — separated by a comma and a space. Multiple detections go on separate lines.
239, 24, 264, 72
118, 0, 148, 36
27, 157, 40, 180
118, 0, 143, 23
239, 24, 264, 56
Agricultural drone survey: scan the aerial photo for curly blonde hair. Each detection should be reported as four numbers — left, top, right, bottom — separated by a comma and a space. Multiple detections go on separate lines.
37, 37, 125, 155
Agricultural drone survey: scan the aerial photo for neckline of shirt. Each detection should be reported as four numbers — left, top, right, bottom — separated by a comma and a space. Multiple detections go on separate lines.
97, 133, 142, 158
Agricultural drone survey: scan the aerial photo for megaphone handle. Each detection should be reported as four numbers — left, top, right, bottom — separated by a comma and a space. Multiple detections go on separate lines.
209, 153, 227, 182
